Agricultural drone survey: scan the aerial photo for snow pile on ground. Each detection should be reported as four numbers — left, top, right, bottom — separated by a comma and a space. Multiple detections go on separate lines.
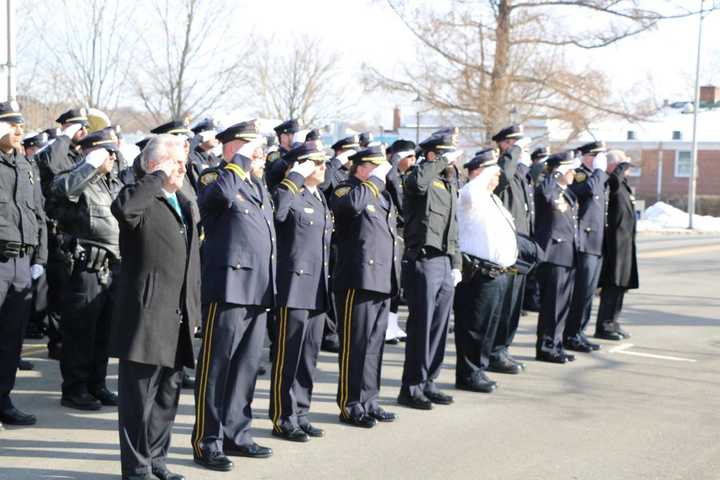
638, 202, 720, 232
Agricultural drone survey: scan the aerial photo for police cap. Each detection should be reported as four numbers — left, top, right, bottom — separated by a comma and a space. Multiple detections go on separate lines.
150, 119, 191, 136
191, 117, 219, 134
545, 151, 578, 171
305, 129, 321, 141
464, 148, 498, 171
274, 119, 300, 136
350, 144, 386, 165
531, 147, 549, 162
285, 140, 328, 166
491, 124, 523, 143
387, 139, 416, 157
0, 101, 25, 125
136, 136, 154, 151
216, 120, 261, 144
359, 132, 374, 147
44, 127, 61, 140
55, 108, 88, 126
22, 131, 48, 149
331, 134, 360, 151
419, 131, 457, 152
78, 127, 119, 153
577, 141, 606, 156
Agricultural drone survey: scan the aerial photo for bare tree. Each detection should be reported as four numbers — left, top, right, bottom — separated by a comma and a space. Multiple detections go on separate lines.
248, 35, 353, 125
365, 0, 719, 141
134, 0, 250, 124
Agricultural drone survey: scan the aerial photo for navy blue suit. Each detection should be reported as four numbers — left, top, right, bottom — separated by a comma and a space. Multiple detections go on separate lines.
192, 159, 277, 455
533, 173, 578, 355
269, 171, 332, 432
565, 165, 608, 341
330, 174, 400, 420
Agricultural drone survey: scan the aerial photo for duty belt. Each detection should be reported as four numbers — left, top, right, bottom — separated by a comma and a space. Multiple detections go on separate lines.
406, 246, 448, 260
0, 241, 34, 259
461, 253, 515, 281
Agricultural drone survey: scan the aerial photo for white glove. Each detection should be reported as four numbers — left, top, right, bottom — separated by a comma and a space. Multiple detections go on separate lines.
290, 160, 315, 178
516, 136, 531, 152
519, 151, 532, 167
30, 264, 45, 280
337, 149, 356, 166
85, 148, 110, 168
592, 152, 608, 171
62, 123, 83, 139
442, 149, 464, 164
451, 268, 462, 286
0, 122, 11, 139
199, 130, 216, 142
370, 161, 392, 180
237, 137, 265, 159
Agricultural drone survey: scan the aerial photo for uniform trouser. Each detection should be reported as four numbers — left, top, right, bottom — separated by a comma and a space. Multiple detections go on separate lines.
536, 263, 576, 355
522, 271, 542, 312
491, 273, 526, 361
118, 359, 182, 478
269, 307, 324, 431
597, 285, 626, 333
192, 303, 267, 454
0, 256, 32, 411
60, 266, 115, 396
565, 252, 602, 340
335, 289, 390, 419
44, 239, 67, 349
400, 255, 454, 398
453, 271, 510, 384
322, 291, 339, 343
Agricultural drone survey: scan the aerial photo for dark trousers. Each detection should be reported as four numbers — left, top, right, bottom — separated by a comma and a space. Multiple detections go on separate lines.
38, 250, 65, 348
60, 266, 115, 396
492, 273, 526, 361
0, 256, 32, 411
597, 285, 626, 333
400, 255, 453, 397
536, 263, 575, 355
335, 288, 390, 419
269, 307, 324, 431
522, 271, 541, 312
117, 359, 183, 478
192, 302, 267, 454
322, 291, 339, 343
453, 271, 510, 384
565, 252, 602, 340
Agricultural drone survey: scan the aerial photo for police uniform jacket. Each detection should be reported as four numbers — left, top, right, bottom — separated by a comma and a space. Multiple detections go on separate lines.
198, 158, 277, 307
599, 169, 639, 289
494, 145, 532, 235
569, 165, 608, 256
110, 171, 201, 369
533, 173, 578, 268
0, 148, 48, 264
273, 172, 332, 310
402, 157, 461, 268
35, 136, 82, 196
320, 156, 349, 202
330, 175, 400, 295
52, 161, 123, 259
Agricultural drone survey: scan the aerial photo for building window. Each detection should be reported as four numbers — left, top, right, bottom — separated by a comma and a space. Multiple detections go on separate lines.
675, 150, 692, 178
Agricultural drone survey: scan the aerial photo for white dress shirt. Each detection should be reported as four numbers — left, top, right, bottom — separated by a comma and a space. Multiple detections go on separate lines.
457, 168, 518, 267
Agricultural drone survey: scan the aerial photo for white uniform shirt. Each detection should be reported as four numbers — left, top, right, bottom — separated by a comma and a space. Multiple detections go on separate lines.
457, 167, 518, 267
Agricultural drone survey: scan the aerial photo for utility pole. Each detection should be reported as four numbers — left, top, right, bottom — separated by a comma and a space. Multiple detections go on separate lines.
0, 0, 17, 102
688, 0, 705, 229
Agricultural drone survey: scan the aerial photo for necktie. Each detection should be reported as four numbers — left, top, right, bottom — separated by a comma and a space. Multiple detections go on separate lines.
167, 194, 183, 221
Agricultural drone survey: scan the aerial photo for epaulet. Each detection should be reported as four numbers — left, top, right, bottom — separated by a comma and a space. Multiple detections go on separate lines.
362, 179, 380, 198
574, 170, 587, 183
280, 177, 300, 194
334, 185, 351, 198
224, 163, 247, 181
199, 168, 220, 186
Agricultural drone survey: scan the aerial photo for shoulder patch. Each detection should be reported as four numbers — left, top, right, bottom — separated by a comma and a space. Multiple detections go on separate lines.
267, 151, 280, 163
574, 171, 587, 183
334, 186, 351, 197
200, 171, 219, 185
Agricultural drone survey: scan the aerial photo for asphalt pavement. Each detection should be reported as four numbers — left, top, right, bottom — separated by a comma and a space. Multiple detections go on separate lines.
2, 232, 719, 480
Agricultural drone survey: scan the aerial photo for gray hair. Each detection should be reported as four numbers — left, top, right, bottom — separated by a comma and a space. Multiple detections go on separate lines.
606, 149, 629, 166
140, 134, 185, 172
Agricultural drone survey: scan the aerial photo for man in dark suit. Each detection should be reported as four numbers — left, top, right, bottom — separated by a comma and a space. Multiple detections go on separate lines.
111, 134, 201, 480
331, 144, 400, 428
269, 141, 332, 442
192, 122, 275, 471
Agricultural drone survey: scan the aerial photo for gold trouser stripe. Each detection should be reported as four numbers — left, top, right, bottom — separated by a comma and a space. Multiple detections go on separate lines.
340, 289, 355, 418
193, 302, 217, 457
272, 307, 288, 431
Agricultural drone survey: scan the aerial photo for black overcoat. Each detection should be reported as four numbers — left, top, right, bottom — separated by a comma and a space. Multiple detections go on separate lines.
600, 170, 639, 289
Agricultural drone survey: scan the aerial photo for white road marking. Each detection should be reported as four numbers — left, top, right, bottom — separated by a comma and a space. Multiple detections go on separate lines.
609, 343, 697, 363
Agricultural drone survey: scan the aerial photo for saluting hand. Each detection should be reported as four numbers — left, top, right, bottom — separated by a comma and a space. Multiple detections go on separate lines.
290, 159, 316, 178
0, 122, 10, 139
337, 149, 356, 166
370, 161, 392, 180
592, 152, 608, 172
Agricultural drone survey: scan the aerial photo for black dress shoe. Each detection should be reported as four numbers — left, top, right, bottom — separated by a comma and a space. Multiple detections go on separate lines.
368, 408, 397, 422
488, 357, 522, 375
224, 442, 273, 458
299, 423, 324, 438
151, 466, 185, 480
272, 427, 310, 442
90, 387, 118, 406
48, 343, 62, 361
506, 355, 526, 370
181, 372, 195, 389
424, 390, 454, 405
594, 330, 623, 341
535, 351, 567, 364
384, 337, 400, 345
564, 338, 593, 353
194, 451, 234, 471
563, 352, 576, 362
615, 326, 631, 339
61, 393, 102, 411
17, 358, 34, 371
0, 407, 37, 425
455, 379, 497, 393
581, 335, 601, 351
338, 414, 376, 428
397, 391, 433, 410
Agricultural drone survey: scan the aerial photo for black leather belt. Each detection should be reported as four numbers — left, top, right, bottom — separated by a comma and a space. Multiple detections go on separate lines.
0, 241, 33, 258
407, 246, 447, 260
461, 253, 515, 280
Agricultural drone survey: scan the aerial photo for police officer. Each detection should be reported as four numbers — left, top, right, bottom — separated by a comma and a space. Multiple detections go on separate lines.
192, 122, 274, 471
522, 147, 550, 314
265, 119, 300, 190
0, 101, 47, 426
269, 141, 332, 442
489, 124, 533, 374
331, 144, 400, 428
564, 141, 608, 351
51, 128, 123, 410
533, 152, 579, 364
188, 118, 221, 192
398, 131, 461, 410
